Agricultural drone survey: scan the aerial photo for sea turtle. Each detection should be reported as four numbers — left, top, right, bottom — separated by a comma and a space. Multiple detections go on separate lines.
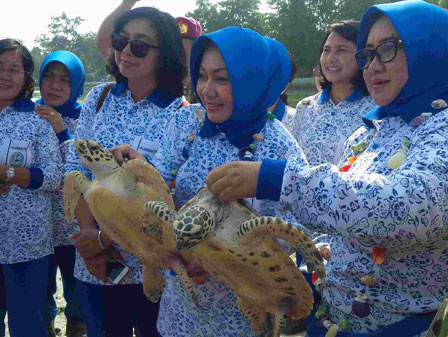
63, 139, 196, 302
144, 187, 326, 337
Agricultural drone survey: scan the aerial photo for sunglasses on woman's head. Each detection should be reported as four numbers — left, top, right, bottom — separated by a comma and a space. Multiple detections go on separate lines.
111, 32, 160, 58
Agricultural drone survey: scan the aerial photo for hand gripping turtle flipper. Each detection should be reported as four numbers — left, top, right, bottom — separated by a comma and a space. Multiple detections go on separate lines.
238, 217, 325, 282
63, 171, 91, 223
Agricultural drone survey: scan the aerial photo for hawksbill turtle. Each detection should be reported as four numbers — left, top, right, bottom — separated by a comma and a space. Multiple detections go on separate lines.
144, 187, 326, 337
63, 139, 196, 302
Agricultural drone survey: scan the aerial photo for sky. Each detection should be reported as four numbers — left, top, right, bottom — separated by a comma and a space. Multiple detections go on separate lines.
1, 0, 202, 48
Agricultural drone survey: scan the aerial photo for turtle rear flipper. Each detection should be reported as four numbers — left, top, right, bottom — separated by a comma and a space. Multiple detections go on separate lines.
142, 265, 166, 303
237, 299, 270, 337
238, 217, 325, 281
169, 260, 199, 308
63, 171, 90, 223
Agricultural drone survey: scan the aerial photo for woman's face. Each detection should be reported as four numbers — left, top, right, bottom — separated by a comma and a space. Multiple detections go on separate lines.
320, 32, 359, 87
363, 16, 408, 106
115, 18, 159, 80
0, 50, 26, 103
196, 45, 233, 123
41, 62, 71, 107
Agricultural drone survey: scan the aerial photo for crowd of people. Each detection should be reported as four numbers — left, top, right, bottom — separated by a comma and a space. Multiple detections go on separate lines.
0, 0, 447, 336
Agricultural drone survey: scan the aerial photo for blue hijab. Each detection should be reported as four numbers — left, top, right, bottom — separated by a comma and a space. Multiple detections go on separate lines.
37, 51, 85, 119
358, 0, 448, 128
190, 26, 291, 148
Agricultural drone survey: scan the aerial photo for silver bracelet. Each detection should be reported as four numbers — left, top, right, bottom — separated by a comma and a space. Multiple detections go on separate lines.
97, 229, 106, 250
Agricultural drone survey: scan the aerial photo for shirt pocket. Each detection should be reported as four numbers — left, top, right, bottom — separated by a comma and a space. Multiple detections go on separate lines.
0, 138, 32, 168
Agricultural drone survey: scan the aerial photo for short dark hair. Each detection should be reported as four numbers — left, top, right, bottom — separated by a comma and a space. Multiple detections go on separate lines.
0, 39, 34, 100
319, 20, 368, 95
106, 7, 186, 97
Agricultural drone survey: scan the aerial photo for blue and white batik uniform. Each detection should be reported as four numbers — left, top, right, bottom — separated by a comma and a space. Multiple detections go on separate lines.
65, 81, 184, 285
155, 104, 303, 337
154, 26, 301, 337
283, 88, 375, 166
37, 50, 86, 247
0, 99, 63, 264
257, 1, 448, 336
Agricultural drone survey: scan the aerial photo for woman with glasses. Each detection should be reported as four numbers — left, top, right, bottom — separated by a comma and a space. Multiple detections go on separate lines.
65, 7, 186, 337
207, 0, 448, 335
35, 51, 87, 337
0, 39, 63, 337
283, 20, 375, 167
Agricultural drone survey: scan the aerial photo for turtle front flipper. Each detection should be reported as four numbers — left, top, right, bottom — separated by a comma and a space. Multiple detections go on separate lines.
63, 171, 91, 223
238, 217, 325, 281
142, 201, 177, 244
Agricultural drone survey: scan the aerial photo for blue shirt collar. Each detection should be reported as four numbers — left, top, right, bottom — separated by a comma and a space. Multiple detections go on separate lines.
317, 87, 362, 104
111, 81, 177, 109
11, 98, 35, 112
272, 99, 286, 120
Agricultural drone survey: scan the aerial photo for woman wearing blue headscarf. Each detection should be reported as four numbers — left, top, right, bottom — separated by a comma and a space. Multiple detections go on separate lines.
35, 51, 87, 337
207, 1, 448, 336
143, 26, 303, 337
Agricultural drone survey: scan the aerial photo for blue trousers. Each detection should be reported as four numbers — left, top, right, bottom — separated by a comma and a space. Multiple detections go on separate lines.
2, 256, 49, 337
76, 280, 159, 337
0, 265, 6, 337
43, 245, 83, 323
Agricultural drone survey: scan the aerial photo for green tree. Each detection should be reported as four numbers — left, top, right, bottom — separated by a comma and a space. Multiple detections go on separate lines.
187, 0, 268, 34
30, 46, 45, 83
35, 12, 106, 81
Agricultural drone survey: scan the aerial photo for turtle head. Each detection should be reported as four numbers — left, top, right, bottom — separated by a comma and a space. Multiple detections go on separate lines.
74, 140, 119, 175
173, 205, 215, 250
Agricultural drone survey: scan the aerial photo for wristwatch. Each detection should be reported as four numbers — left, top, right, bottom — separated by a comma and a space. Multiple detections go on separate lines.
4, 167, 15, 182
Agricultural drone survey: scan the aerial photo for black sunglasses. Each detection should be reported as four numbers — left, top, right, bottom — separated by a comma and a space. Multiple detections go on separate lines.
111, 32, 160, 58
355, 39, 403, 69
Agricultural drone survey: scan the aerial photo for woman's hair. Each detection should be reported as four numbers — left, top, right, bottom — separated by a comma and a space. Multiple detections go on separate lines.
319, 20, 368, 95
106, 7, 186, 97
0, 39, 34, 100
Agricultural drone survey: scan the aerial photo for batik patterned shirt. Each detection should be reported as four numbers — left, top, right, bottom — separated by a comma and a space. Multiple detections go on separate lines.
154, 104, 303, 337
283, 88, 375, 166
280, 109, 448, 333
48, 115, 79, 247
65, 82, 184, 285
0, 102, 63, 264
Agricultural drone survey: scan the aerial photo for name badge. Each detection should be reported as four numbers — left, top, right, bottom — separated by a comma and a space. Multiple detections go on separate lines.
0, 139, 32, 168
131, 137, 161, 161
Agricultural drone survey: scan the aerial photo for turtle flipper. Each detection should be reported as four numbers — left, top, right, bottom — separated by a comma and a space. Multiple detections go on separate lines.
122, 159, 174, 208
141, 201, 176, 244
170, 261, 199, 308
63, 171, 91, 223
238, 217, 325, 281
237, 299, 269, 336
142, 265, 166, 303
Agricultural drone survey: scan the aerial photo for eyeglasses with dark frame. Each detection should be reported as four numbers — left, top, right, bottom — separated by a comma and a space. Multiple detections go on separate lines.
355, 39, 403, 69
111, 32, 160, 59
0, 64, 29, 78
